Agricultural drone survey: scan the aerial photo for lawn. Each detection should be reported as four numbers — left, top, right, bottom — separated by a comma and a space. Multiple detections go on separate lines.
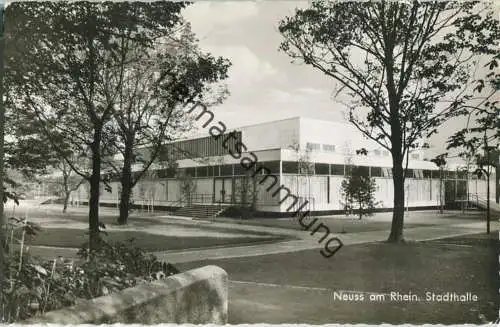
216, 216, 433, 233
13, 228, 286, 252
177, 231, 499, 324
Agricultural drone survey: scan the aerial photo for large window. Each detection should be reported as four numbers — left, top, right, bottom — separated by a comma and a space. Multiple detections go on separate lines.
330, 164, 344, 175
315, 163, 329, 175
282, 161, 298, 174
446, 170, 457, 179
255, 161, 280, 175
423, 170, 432, 178
370, 167, 382, 177
382, 167, 392, 177
234, 163, 249, 175
357, 166, 370, 176
197, 166, 209, 177
220, 164, 233, 176
185, 167, 196, 177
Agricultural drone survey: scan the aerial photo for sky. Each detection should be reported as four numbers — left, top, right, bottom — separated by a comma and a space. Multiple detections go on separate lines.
182, 1, 497, 161
3, 1, 496, 161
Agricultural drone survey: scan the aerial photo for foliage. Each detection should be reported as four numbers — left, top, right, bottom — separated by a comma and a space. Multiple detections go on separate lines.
5, 1, 196, 248
278, 1, 499, 242
341, 166, 379, 219
103, 17, 230, 225
178, 171, 197, 206
234, 174, 258, 219
1, 217, 178, 323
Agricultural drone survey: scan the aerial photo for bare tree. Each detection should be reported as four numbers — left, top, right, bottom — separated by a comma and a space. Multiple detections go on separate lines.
279, 1, 499, 242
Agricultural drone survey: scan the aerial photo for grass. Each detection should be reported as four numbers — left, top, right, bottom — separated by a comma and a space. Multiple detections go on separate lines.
177, 231, 499, 324
14, 228, 287, 252
216, 216, 433, 233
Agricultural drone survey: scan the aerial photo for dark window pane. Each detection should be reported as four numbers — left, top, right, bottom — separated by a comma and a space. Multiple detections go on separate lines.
331, 164, 344, 175
457, 170, 467, 179
234, 164, 248, 175
371, 167, 382, 177
256, 161, 280, 174
197, 166, 208, 177
446, 170, 457, 179
185, 167, 195, 177
221, 164, 233, 176
282, 161, 298, 174
355, 166, 369, 176
315, 163, 329, 175
423, 170, 432, 178
157, 169, 166, 178
165, 168, 176, 178
431, 170, 438, 179
405, 169, 413, 178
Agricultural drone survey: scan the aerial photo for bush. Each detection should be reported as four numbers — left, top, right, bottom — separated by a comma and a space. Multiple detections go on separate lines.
1, 217, 179, 323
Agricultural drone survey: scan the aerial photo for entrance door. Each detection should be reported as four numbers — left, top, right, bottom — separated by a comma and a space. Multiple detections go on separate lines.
213, 177, 233, 203
214, 178, 224, 203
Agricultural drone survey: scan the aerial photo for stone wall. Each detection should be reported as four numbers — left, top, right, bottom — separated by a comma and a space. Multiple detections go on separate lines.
21, 265, 228, 324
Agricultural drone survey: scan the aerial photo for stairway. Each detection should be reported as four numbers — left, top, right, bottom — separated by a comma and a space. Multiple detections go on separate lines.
172, 204, 226, 219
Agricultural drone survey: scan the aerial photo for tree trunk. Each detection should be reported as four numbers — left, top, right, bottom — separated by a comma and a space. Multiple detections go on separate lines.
62, 174, 69, 213
63, 192, 70, 213
118, 168, 132, 225
486, 167, 490, 234
88, 130, 102, 251
496, 155, 499, 204
388, 157, 405, 243
118, 137, 134, 225
0, 8, 5, 298
439, 168, 444, 214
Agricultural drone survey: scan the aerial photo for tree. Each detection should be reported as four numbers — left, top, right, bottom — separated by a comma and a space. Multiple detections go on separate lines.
279, 1, 499, 242
0, 0, 5, 295
103, 22, 229, 225
5, 2, 190, 250
235, 172, 258, 219
178, 171, 197, 206
430, 153, 447, 214
447, 51, 499, 205
341, 166, 379, 219
54, 160, 85, 213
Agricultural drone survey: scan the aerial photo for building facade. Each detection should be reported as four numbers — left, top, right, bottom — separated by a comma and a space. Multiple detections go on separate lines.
72, 117, 494, 215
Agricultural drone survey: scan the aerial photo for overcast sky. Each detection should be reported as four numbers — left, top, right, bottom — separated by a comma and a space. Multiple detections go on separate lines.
182, 1, 497, 161
183, 1, 344, 125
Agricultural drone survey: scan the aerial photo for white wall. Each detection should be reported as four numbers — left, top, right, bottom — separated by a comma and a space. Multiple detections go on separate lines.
240, 117, 300, 151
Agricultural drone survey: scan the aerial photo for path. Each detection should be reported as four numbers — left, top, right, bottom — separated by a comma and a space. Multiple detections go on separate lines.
153, 220, 497, 263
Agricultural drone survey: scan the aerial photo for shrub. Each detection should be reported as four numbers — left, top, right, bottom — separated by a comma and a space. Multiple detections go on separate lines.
341, 166, 380, 219
1, 217, 178, 323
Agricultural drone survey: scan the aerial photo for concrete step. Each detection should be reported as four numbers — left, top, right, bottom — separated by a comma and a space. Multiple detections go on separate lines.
173, 204, 225, 219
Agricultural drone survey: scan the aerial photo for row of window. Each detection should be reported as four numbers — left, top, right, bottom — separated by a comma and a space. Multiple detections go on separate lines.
306, 142, 336, 152
104, 162, 478, 181
305, 144, 420, 160
281, 162, 473, 179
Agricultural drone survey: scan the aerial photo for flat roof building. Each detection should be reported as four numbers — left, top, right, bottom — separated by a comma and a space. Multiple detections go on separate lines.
81, 117, 494, 216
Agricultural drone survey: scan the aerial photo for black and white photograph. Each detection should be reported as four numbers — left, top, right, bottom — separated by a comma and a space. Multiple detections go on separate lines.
0, 0, 499, 324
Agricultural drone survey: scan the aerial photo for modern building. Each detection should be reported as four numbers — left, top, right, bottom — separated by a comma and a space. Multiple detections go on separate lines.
72, 116, 495, 216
